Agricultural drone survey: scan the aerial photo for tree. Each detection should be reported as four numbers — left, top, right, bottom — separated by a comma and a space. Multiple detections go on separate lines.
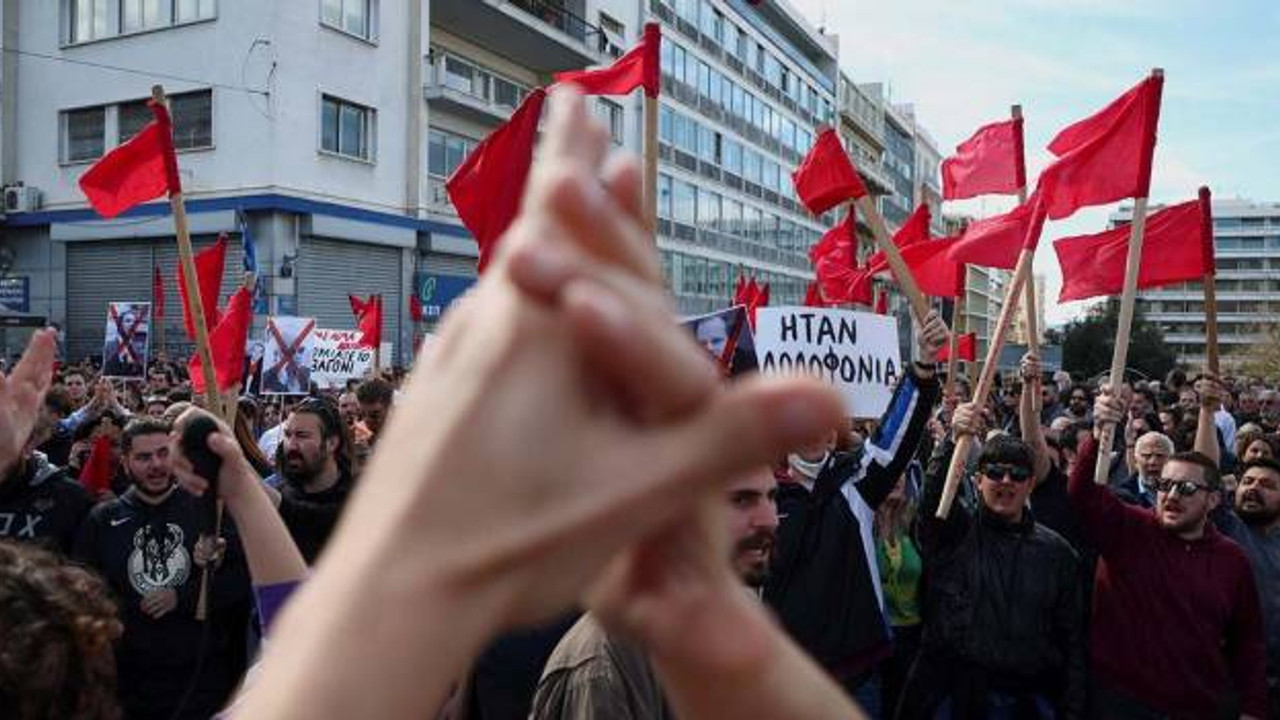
1232, 322, 1280, 383
1061, 299, 1176, 381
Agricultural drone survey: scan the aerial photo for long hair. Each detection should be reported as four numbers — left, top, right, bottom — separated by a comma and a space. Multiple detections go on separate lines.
234, 409, 273, 478
875, 462, 921, 543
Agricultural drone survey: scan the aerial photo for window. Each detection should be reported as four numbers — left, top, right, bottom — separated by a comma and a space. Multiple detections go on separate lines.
657, 174, 673, 219
698, 188, 721, 230
673, 180, 696, 225
493, 77, 525, 109
321, 95, 374, 161
120, 0, 164, 33
444, 56, 488, 98
722, 138, 742, 175
67, 0, 214, 44
174, 0, 215, 23
62, 106, 106, 162
428, 129, 475, 178
69, 0, 109, 42
697, 125, 717, 163
118, 90, 213, 150
322, 0, 374, 41
598, 99, 624, 145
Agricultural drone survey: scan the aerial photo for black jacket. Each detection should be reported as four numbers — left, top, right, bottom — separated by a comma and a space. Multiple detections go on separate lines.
765, 370, 938, 685
903, 439, 1086, 719
0, 453, 92, 554
270, 470, 354, 564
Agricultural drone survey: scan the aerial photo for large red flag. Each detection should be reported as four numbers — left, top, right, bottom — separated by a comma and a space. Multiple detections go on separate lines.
189, 285, 252, 394
79, 101, 182, 218
554, 23, 661, 98
809, 209, 872, 305
1053, 195, 1211, 302
447, 88, 547, 272
897, 237, 966, 299
1038, 74, 1163, 220
938, 333, 977, 362
804, 282, 825, 307
947, 196, 1045, 270
78, 434, 116, 496
792, 128, 867, 216
152, 265, 165, 321
941, 117, 1025, 200
864, 202, 932, 276
177, 234, 227, 339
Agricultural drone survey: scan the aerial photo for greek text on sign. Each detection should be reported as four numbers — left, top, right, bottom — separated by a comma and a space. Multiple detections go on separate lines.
311, 329, 376, 389
754, 307, 902, 419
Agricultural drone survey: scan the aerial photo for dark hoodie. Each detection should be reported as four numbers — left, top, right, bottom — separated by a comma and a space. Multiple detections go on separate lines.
0, 451, 92, 554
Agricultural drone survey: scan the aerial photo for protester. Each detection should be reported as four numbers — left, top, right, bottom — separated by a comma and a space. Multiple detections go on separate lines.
1061, 384, 1093, 424
354, 377, 393, 445
1069, 387, 1267, 719
265, 397, 354, 563
904, 401, 1084, 718
0, 407, 93, 553
1116, 431, 1173, 508
764, 309, 945, 707
74, 417, 251, 720
873, 470, 924, 715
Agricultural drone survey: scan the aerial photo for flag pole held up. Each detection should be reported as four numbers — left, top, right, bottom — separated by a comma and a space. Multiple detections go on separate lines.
1199, 186, 1219, 376
855, 195, 932, 324
1011, 104, 1043, 415
644, 93, 659, 235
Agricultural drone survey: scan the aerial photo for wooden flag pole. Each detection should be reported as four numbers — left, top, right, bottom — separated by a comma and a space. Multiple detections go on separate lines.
195, 389, 239, 621
643, 94, 659, 235
855, 195, 932, 324
1200, 187, 1219, 377
935, 248, 1036, 517
945, 267, 967, 401
1092, 195, 1151, 486
1011, 104, 1042, 416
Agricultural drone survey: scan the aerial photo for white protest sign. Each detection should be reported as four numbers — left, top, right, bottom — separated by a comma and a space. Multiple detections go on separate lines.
102, 301, 151, 379
754, 307, 902, 419
311, 328, 377, 389
262, 316, 317, 395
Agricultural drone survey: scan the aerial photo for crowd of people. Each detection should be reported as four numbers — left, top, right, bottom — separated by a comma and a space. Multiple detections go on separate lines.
1, 87, 1278, 720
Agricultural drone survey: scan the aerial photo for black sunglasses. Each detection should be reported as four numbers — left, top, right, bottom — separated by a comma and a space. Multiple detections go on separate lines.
1153, 479, 1211, 497
981, 464, 1033, 484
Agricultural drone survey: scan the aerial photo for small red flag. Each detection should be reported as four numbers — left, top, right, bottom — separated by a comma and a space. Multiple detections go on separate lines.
348, 294, 367, 317
896, 237, 966, 299
152, 265, 165, 321
177, 234, 227, 339
79, 100, 182, 218
792, 128, 868, 216
874, 288, 889, 315
447, 89, 548, 272
350, 294, 382, 350
78, 435, 115, 496
941, 118, 1026, 200
732, 271, 748, 306
554, 23, 661, 98
809, 209, 872, 305
804, 282, 825, 307
864, 202, 932, 276
409, 293, 424, 323
741, 277, 761, 309
938, 333, 977, 362
748, 282, 770, 329
189, 286, 252, 394
1053, 195, 1212, 302
947, 197, 1045, 270
1037, 74, 1163, 220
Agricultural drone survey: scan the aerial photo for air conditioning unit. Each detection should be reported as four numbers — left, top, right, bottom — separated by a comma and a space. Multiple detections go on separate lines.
3, 185, 42, 213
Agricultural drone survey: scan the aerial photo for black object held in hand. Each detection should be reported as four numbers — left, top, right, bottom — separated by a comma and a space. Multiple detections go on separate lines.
181, 414, 223, 527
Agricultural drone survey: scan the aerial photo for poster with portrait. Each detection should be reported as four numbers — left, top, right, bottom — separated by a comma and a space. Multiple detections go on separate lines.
101, 302, 151, 379
261, 316, 317, 395
680, 305, 757, 379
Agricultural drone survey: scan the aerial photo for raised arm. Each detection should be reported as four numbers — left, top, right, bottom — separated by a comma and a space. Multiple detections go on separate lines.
915, 402, 980, 553
1066, 386, 1147, 557
1018, 354, 1051, 484
1193, 375, 1222, 467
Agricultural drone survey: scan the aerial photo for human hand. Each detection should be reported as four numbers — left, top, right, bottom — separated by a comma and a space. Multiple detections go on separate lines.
915, 310, 949, 366
1093, 384, 1128, 439
194, 535, 227, 568
951, 402, 981, 438
170, 407, 263, 510
0, 330, 56, 476
140, 588, 178, 618
1020, 354, 1041, 382
1196, 375, 1224, 410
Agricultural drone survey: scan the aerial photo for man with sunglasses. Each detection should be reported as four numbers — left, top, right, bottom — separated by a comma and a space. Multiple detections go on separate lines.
1069, 388, 1266, 719
902, 401, 1085, 718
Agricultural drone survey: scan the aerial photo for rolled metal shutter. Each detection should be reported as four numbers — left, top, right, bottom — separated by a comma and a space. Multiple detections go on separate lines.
296, 237, 402, 352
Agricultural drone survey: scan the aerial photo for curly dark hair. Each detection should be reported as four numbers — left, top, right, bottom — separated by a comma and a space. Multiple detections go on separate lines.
0, 541, 122, 720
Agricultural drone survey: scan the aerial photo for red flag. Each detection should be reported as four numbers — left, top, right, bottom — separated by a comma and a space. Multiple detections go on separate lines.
447, 88, 547, 272
79, 101, 182, 218
351, 294, 382, 350
1038, 74, 1163, 220
748, 283, 770, 329
177, 234, 227, 339
554, 23, 661, 98
947, 196, 1045, 270
874, 288, 889, 315
804, 282, 825, 307
409, 293, 424, 323
741, 277, 761, 309
941, 118, 1026, 200
78, 435, 115, 496
792, 128, 867, 216
1053, 196, 1212, 302
348, 294, 367, 317
897, 237, 966, 299
189, 286, 252, 394
152, 265, 165, 321
732, 272, 748, 306
938, 333, 977, 362
809, 209, 872, 305
864, 202, 932, 276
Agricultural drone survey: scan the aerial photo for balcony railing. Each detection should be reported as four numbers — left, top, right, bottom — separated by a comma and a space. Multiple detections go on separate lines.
509, 0, 602, 48
425, 48, 532, 118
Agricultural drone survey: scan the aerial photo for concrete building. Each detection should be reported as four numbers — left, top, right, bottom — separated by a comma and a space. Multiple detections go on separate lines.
1118, 198, 1280, 368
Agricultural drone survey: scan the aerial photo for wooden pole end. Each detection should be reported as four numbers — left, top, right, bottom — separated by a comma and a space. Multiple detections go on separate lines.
150, 85, 166, 102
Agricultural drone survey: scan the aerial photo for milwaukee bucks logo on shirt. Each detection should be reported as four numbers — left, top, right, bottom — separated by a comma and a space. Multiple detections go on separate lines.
127, 523, 191, 595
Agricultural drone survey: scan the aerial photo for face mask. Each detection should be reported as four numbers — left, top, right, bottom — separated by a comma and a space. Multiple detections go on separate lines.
787, 452, 828, 481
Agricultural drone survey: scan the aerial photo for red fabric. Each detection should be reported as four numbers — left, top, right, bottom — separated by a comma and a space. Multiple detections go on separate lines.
947, 197, 1045, 269
177, 234, 227, 340
78, 101, 181, 218
809, 208, 873, 305
189, 285, 252, 394
938, 332, 977, 362
732, 272, 748, 306
748, 283, 769, 329
873, 288, 888, 315
941, 117, 1025, 200
1053, 197, 1210, 302
864, 202, 932, 276
792, 128, 867, 216
78, 435, 115, 496
741, 278, 761, 309
409, 293, 424, 322
898, 237, 966, 299
348, 294, 367, 317
1038, 75, 1163, 220
152, 265, 165, 321
447, 89, 547, 272
349, 294, 382, 349
804, 282, 825, 307
554, 23, 661, 98
1198, 186, 1215, 274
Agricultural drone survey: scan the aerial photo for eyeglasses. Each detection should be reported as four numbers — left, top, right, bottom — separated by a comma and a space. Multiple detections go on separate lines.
981, 464, 1033, 484
1153, 479, 1211, 497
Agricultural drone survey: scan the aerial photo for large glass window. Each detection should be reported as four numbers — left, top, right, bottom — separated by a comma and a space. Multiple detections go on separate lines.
698, 188, 721, 230
427, 128, 474, 177
69, 0, 110, 42
322, 0, 374, 40
673, 180, 697, 225
62, 106, 105, 162
121, 0, 164, 33
174, 0, 216, 23
698, 125, 718, 163
321, 95, 374, 161
722, 138, 742, 175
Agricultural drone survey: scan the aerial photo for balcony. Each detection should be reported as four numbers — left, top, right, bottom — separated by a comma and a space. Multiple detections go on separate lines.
424, 51, 530, 125
431, 0, 602, 73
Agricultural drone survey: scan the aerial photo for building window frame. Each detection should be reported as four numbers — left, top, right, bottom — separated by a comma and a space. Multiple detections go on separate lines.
320, 0, 378, 44
319, 93, 376, 163
64, 0, 216, 46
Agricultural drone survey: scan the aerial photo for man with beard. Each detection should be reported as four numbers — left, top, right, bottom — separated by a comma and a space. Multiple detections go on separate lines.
73, 417, 249, 720
266, 397, 353, 563
1216, 457, 1280, 715
1069, 390, 1267, 719
529, 466, 781, 720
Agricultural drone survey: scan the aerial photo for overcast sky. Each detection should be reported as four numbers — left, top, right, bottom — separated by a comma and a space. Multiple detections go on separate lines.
788, 0, 1280, 325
